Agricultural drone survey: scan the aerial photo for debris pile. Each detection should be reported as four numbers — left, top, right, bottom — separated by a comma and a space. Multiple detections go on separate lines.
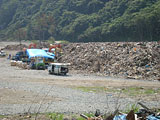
4, 42, 49, 50
80, 103, 160, 120
60, 42, 160, 80
4, 44, 28, 50
10, 60, 30, 69
36, 42, 49, 49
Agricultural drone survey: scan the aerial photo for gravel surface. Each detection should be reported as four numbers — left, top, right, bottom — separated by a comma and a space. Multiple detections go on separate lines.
0, 48, 160, 115
0, 80, 135, 115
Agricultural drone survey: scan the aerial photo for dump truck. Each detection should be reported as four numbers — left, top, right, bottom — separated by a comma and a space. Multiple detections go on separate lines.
35, 57, 45, 70
29, 57, 45, 70
48, 63, 70, 75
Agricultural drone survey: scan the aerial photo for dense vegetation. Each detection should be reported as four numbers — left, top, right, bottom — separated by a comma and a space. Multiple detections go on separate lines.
0, 0, 160, 42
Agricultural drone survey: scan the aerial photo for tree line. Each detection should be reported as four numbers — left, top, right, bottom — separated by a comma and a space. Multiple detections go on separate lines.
0, 0, 159, 42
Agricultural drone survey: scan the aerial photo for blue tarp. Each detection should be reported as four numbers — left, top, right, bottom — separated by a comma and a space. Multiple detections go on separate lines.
113, 115, 126, 120
147, 115, 160, 120
26, 49, 54, 59
113, 114, 160, 120
46, 52, 55, 57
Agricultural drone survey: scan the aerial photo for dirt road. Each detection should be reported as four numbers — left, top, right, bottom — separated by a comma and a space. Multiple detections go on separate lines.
0, 42, 160, 115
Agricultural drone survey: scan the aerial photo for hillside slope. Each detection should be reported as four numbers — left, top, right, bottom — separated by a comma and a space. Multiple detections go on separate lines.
0, 0, 160, 42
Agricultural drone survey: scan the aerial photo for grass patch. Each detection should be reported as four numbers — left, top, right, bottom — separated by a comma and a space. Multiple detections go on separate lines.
48, 113, 95, 120
76, 86, 108, 93
48, 113, 64, 120
122, 87, 142, 96
72, 113, 95, 120
124, 104, 140, 113
83, 113, 94, 118
144, 89, 155, 94
0, 115, 5, 118
0, 113, 95, 120
76, 86, 160, 96
121, 87, 160, 96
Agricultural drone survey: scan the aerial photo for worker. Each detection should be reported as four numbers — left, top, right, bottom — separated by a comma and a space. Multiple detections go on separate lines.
8, 54, 11, 59
30, 59, 35, 69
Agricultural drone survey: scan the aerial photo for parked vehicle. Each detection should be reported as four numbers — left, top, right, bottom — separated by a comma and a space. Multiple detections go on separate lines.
30, 57, 45, 70
26, 49, 54, 68
12, 51, 24, 61
43, 57, 54, 66
35, 57, 45, 70
0, 51, 6, 57
48, 63, 70, 75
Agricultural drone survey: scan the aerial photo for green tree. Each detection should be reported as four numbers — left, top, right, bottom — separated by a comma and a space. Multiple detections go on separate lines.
14, 28, 26, 45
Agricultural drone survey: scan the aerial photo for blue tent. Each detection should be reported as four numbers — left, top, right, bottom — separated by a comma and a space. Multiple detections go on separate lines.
26, 49, 54, 59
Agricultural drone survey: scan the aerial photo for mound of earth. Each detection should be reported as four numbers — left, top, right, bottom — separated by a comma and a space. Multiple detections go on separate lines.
4, 44, 28, 50
60, 42, 160, 80
3, 42, 49, 50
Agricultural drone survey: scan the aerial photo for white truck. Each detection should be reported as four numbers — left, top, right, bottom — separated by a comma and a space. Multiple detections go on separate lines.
48, 63, 70, 75
0, 51, 6, 57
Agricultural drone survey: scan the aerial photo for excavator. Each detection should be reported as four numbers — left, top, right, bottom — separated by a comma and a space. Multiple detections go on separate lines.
48, 44, 62, 59
28, 43, 36, 49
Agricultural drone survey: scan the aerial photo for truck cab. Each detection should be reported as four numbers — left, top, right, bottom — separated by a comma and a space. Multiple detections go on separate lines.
48, 63, 70, 75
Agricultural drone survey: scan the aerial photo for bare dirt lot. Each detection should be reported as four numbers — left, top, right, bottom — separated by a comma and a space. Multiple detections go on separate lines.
0, 42, 160, 116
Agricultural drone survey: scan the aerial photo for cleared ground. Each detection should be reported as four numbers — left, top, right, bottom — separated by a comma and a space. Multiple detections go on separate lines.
0, 42, 160, 115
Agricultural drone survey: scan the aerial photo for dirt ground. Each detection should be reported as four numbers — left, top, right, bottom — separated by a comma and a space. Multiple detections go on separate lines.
0, 42, 160, 116
1, 49, 160, 88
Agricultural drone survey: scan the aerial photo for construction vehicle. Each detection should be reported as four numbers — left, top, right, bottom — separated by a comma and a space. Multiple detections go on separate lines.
43, 57, 54, 65
30, 57, 45, 70
48, 63, 70, 75
42, 48, 55, 65
28, 43, 36, 49
49, 44, 62, 58
49, 44, 61, 52
35, 57, 45, 70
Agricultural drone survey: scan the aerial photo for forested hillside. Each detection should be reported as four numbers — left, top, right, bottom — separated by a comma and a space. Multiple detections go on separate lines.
0, 0, 160, 42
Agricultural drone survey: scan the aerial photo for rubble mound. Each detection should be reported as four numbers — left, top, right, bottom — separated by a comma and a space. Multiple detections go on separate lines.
4, 42, 49, 50
36, 42, 50, 49
60, 42, 160, 80
4, 44, 28, 50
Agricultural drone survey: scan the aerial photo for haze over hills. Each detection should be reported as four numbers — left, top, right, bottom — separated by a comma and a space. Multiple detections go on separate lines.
0, 0, 160, 42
